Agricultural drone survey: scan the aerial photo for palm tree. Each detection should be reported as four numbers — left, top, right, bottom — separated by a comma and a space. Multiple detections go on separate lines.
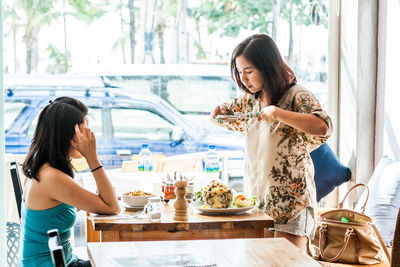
5, 0, 106, 74
17, 0, 57, 73
61, 0, 107, 70
3, 0, 22, 73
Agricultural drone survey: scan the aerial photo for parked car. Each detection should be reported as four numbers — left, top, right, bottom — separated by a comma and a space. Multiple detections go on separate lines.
4, 81, 245, 186
73, 64, 241, 136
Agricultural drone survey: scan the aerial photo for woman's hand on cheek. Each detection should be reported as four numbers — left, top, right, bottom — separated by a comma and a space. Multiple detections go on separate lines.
258, 105, 278, 122
74, 123, 97, 161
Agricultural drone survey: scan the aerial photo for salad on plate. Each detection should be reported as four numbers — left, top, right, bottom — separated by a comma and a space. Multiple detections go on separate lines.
194, 180, 256, 211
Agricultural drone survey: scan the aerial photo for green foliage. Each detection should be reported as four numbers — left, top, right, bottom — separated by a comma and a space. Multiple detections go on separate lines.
112, 31, 129, 51
4, 0, 109, 73
3, 3, 23, 37
194, 41, 207, 59
280, 0, 327, 28
13, 0, 57, 26
192, 0, 327, 38
309, 0, 328, 28
154, 0, 177, 36
4, 0, 329, 73
157, 0, 178, 20
46, 44, 70, 73
68, 0, 108, 23
192, 0, 273, 37
194, 191, 204, 204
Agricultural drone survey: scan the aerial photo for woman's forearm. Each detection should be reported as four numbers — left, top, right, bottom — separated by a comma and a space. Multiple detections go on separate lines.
275, 108, 329, 136
88, 158, 120, 213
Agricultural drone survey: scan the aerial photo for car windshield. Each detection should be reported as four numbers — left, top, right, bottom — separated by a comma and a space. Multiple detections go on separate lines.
166, 77, 235, 113
111, 108, 174, 140
157, 98, 198, 138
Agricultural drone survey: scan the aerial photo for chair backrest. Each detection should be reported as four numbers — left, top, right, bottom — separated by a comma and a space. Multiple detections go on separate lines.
7, 222, 21, 267
121, 160, 138, 172
392, 208, 400, 267
156, 157, 203, 173
10, 162, 23, 220
47, 229, 66, 267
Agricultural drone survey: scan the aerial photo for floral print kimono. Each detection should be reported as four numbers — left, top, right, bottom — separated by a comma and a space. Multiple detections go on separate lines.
219, 84, 332, 224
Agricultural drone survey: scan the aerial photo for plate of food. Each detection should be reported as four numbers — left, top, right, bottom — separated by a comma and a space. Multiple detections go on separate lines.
192, 180, 256, 215
122, 190, 154, 207
192, 202, 255, 215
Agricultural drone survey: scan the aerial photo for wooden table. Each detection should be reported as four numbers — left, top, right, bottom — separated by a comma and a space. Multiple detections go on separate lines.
87, 204, 274, 242
87, 238, 320, 267
319, 262, 390, 267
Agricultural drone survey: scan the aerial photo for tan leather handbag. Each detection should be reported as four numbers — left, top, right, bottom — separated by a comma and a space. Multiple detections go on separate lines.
310, 184, 391, 264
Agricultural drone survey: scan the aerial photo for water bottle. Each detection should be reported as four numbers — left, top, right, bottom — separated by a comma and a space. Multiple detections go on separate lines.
138, 144, 153, 171
205, 145, 220, 179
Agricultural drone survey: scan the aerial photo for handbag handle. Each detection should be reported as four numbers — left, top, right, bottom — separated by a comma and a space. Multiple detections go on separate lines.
337, 183, 369, 213
370, 223, 392, 264
319, 225, 357, 262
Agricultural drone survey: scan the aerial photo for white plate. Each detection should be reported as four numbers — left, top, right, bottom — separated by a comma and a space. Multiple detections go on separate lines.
120, 201, 145, 208
122, 202, 147, 208
192, 202, 255, 215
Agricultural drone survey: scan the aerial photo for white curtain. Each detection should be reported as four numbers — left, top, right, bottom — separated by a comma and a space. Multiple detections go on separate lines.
381, 1, 400, 161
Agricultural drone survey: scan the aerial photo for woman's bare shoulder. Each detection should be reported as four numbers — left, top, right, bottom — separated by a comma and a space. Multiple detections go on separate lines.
37, 163, 70, 183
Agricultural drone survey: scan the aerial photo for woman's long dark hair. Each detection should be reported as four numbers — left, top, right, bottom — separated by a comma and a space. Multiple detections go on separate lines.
230, 34, 297, 105
23, 97, 88, 181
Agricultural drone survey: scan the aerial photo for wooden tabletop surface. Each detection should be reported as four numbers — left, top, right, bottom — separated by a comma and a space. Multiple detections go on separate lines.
89, 203, 274, 232
87, 238, 321, 267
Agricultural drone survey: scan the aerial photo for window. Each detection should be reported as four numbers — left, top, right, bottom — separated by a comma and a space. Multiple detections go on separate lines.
27, 106, 103, 138
111, 108, 174, 140
27, 109, 40, 137
380, 1, 400, 161
104, 70, 237, 115
4, 101, 29, 132
87, 107, 103, 137
166, 77, 235, 113
106, 76, 152, 93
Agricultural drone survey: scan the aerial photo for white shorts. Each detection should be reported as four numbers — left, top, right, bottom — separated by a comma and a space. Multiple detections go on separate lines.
274, 207, 316, 240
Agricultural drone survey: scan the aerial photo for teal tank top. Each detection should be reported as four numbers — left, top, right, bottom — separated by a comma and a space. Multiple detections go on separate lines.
20, 201, 78, 267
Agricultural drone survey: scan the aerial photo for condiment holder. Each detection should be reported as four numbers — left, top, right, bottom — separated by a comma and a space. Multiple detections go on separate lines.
161, 171, 194, 204
186, 182, 195, 203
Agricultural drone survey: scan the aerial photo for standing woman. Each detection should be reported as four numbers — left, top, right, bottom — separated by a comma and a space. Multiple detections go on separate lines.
21, 97, 120, 266
212, 34, 332, 250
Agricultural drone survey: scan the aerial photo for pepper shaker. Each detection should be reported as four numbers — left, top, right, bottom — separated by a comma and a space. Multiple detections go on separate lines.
173, 180, 188, 221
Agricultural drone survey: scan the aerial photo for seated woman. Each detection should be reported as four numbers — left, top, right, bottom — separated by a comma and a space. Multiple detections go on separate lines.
20, 97, 120, 266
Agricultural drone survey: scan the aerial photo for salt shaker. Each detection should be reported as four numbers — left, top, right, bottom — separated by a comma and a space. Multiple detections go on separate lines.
186, 182, 195, 203
144, 197, 163, 222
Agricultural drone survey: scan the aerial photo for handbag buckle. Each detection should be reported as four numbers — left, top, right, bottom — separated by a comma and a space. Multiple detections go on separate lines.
345, 228, 355, 238
319, 223, 328, 233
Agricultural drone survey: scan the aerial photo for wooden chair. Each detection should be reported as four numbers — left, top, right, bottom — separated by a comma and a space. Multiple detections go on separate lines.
155, 157, 203, 173
121, 160, 139, 172
121, 155, 165, 172
392, 208, 400, 267
47, 229, 66, 267
10, 161, 23, 220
